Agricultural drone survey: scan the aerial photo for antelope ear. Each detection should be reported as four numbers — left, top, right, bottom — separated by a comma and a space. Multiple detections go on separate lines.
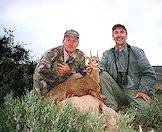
84, 53, 89, 60
83, 53, 87, 58
85, 57, 90, 65
84, 53, 90, 65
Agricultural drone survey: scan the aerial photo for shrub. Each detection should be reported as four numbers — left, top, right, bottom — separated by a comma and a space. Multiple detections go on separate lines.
117, 92, 162, 131
133, 93, 162, 131
0, 90, 105, 132
1, 90, 162, 131
0, 28, 37, 106
117, 107, 136, 132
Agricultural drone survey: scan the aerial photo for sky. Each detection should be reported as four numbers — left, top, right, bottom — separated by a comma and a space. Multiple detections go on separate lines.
0, 0, 162, 66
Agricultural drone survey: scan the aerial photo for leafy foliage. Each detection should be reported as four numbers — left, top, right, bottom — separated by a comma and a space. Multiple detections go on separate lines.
1, 89, 162, 131
117, 108, 136, 132
0, 28, 37, 103
0, 90, 105, 132
117, 92, 162, 131
133, 92, 162, 131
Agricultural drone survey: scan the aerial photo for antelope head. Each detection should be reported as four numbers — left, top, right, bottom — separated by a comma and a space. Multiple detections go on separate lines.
85, 51, 100, 83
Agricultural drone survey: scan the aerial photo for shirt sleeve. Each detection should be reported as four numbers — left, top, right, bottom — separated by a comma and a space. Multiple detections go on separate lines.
135, 48, 157, 94
100, 50, 109, 71
34, 48, 67, 93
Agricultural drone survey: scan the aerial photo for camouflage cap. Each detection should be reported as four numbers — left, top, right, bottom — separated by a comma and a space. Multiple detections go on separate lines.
64, 29, 79, 39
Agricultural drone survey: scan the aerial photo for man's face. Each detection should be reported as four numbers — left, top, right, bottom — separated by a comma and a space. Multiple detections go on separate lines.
112, 27, 127, 46
63, 36, 79, 54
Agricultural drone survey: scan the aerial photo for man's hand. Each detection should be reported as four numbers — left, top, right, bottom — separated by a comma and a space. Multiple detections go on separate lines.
135, 92, 150, 102
86, 65, 93, 73
57, 63, 71, 74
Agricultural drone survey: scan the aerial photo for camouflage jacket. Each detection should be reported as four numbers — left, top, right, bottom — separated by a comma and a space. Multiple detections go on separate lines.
33, 46, 86, 94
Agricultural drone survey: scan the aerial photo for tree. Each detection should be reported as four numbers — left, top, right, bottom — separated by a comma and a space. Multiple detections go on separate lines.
0, 28, 37, 104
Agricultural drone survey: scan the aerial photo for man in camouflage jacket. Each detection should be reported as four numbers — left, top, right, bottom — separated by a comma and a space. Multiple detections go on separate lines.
33, 30, 86, 95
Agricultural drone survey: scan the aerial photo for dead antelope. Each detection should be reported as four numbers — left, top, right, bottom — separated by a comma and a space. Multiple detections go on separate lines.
46, 53, 105, 112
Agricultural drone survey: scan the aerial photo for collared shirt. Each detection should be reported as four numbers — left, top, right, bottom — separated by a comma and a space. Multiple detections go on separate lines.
114, 45, 129, 73
63, 49, 76, 63
63, 49, 69, 63
100, 44, 157, 94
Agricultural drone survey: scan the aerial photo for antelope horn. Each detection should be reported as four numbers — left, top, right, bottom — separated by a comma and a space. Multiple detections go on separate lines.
90, 50, 92, 57
97, 50, 99, 58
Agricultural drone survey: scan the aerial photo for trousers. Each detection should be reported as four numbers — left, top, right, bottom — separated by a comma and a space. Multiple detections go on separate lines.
99, 71, 149, 110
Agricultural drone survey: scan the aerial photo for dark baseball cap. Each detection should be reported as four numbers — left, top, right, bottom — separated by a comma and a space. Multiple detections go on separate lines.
112, 24, 127, 34
64, 29, 79, 38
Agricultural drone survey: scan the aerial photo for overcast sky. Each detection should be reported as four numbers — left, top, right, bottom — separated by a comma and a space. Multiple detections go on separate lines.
0, 0, 161, 65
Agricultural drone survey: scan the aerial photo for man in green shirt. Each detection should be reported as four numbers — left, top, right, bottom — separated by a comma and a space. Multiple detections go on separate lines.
99, 24, 157, 110
33, 30, 86, 95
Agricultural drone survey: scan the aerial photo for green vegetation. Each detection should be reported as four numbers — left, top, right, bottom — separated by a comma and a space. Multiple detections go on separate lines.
118, 91, 162, 131
0, 28, 36, 106
0, 90, 105, 132
1, 90, 162, 131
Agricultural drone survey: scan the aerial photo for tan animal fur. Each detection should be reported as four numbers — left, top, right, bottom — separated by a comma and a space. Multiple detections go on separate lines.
46, 54, 104, 112
60, 95, 118, 132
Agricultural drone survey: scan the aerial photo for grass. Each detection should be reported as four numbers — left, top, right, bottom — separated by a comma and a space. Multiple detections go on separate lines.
0, 90, 105, 132
0, 90, 162, 132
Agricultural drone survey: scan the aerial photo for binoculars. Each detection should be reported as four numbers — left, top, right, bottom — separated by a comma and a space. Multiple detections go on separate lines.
116, 72, 128, 86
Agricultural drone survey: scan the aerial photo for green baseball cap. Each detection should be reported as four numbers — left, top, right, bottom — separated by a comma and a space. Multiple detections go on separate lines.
64, 29, 79, 39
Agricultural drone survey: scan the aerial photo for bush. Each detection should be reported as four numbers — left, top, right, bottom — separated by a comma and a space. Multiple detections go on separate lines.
133, 93, 162, 131
117, 108, 136, 132
117, 92, 162, 131
1, 89, 162, 131
0, 90, 105, 132
0, 28, 37, 105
